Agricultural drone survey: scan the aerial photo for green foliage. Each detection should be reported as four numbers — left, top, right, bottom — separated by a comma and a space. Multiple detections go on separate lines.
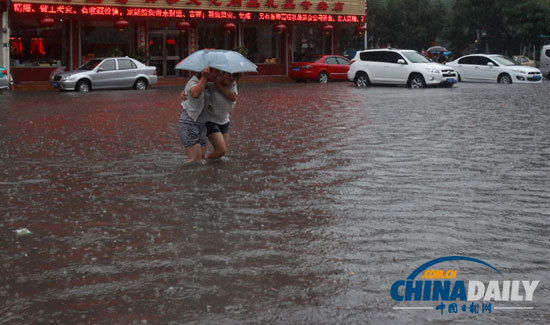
130, 47, 149, 63
368, 0, 550, 55
233, 46, 249, 57
106, 46, 124, 57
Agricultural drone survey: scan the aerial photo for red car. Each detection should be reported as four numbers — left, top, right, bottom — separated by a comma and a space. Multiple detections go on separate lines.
289, 55, 351, 83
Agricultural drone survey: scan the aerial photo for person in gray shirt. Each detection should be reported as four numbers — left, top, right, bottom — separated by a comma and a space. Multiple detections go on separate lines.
204, 72, 240, 159
178, 67, 218, 162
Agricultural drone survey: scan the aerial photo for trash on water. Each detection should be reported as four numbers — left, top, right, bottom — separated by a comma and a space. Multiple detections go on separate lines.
15, 228, 32, 236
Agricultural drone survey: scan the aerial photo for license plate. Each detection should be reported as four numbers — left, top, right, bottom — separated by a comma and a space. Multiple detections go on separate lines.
52, 82, 59, 88
533, 75, 541, 81
447, 78, 455, 84
293, 67, 300, 71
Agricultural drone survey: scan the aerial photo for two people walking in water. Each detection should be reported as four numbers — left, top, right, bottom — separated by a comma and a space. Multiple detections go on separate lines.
178, 66, 239, 163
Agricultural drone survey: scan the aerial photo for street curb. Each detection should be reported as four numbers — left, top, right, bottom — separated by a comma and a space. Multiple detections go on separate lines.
10, 75, 294, 91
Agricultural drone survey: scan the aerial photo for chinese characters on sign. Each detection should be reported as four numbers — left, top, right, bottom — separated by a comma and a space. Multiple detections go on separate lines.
435, 302, 493, 315
13, 0, 349, 12
12, 2, 364, 22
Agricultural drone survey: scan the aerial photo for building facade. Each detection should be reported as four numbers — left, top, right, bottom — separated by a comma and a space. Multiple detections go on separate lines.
8, 0, 366, 81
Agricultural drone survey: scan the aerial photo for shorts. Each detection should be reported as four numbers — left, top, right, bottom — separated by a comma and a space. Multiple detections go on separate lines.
178, 111, 207, 148
206, 121, 230, 136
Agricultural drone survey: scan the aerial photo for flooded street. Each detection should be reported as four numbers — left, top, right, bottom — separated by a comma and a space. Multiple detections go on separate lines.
1, 81, 549, 324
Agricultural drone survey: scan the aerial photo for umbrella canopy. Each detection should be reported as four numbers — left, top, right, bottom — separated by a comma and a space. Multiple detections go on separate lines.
175, 49, 214, 72
427, 45, 448, 53
175, 49, 257, 73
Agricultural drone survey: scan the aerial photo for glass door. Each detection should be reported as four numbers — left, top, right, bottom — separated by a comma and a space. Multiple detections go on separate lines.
149, 32, 165, 76
149, 31, 187, 77
165, 32, 181, 76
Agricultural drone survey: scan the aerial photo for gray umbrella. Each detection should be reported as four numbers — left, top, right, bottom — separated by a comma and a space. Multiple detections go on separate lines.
175, 49, 257, 73
427, 46, 448, 53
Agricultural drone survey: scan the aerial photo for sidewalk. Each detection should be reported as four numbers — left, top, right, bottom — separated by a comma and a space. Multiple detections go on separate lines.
10, 75, 294, 91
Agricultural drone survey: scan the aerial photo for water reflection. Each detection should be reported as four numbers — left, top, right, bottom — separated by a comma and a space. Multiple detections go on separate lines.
1, 82, 549, 323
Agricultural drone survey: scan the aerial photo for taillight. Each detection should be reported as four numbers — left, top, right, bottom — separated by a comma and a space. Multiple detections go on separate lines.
350, 60, 355, 65
154, 69, 157, 75
1, 70, 7, 76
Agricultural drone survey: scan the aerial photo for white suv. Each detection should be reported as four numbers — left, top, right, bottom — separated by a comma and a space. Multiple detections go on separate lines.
347, 49, 458, 88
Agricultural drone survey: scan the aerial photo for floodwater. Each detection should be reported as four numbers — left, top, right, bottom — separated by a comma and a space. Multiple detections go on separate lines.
0, 81, 549, 324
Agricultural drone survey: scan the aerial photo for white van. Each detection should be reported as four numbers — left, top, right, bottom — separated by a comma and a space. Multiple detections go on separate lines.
540, 45, 550, 79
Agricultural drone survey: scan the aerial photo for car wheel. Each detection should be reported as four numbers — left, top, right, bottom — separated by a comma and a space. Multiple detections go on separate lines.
408, 74, 426, 89
76, 80, 90, 92
318, 72, 329, 84
354, 72, 369, 87
134, 79, 148, 90
498, 74, 512, 84
457, 73, 462, 82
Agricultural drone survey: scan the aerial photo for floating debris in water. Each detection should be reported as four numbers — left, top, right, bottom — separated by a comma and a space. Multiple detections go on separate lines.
15, 228, 32, 236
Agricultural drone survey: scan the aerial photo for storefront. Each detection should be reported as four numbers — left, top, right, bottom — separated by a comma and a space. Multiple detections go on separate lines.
9, 0, 366, 81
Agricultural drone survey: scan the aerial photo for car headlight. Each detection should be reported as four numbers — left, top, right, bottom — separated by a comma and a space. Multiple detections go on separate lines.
61, 76, 71, 81
426, 68, 440, 74
511, 69, 527, 74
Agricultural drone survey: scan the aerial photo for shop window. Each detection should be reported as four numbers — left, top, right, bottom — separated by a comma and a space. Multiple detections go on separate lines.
30, 38, 46, 56
81, 21, 130, 61
10, 21, 63, 67
293, 26, 324, 62
243, 25, 280, 64
197, 25, 227, 50
338, 28, 364, 60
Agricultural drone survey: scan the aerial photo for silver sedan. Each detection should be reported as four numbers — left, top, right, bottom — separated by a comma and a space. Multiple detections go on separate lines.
51, 57, 158, 92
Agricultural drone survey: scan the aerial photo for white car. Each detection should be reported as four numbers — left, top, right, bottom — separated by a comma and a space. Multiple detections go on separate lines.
446, 54, 543, 84
347, 49, 457, 88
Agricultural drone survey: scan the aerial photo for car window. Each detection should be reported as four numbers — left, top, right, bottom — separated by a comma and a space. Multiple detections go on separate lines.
118, 59, 136, 70
476, 56, 496, 66
99, 59, 116, 71
360, 51, 383, 62
401, 51, 430, 63
324, 57, 338, 64
490, 55, 516, 66
312, 56, 323, 63
336, 57, 350, 65
458, 56, 477, 65
382, 52, 403, 64
546, 49, 550, 57
79, 59, 102, 70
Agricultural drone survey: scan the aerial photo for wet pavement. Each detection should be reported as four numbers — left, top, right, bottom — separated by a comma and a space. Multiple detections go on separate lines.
0, 81, 549, 324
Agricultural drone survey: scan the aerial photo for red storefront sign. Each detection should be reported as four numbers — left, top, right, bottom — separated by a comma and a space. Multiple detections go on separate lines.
11, 0, 365, 17
12, 2, 364, 22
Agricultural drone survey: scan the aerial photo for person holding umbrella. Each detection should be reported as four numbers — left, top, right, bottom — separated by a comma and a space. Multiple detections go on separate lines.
204, 71, 240, 159
177, 66, 219, 163
176, 50, 256, 162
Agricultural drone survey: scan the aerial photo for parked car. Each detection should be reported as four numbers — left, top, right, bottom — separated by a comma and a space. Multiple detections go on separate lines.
446, 54, 542, 84
512, 55, 536, 67
347, 49, 457, 88
289, 55, 351, 83
1, 67, 10, 90
51, 57, 157, 92
540, 45, 550, 79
